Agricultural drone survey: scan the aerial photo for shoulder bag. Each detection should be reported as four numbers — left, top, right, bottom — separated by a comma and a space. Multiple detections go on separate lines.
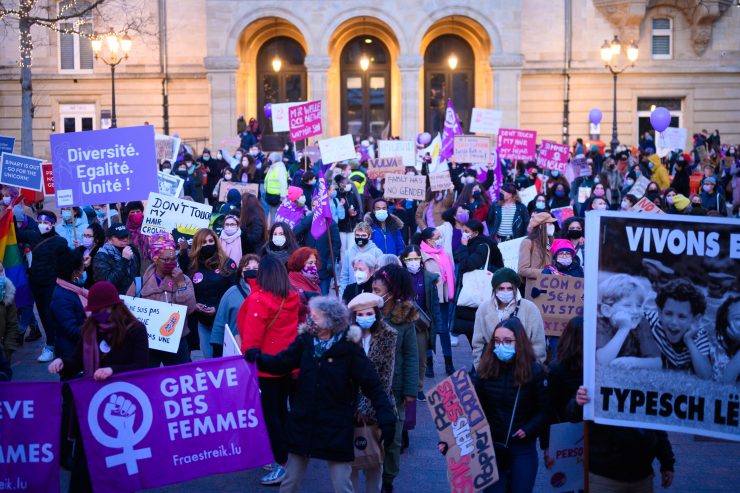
457, 244, 494, 308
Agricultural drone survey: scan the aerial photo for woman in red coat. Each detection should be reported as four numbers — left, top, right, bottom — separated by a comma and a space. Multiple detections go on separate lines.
286, 246, 322, 301
237, 255, 300, 485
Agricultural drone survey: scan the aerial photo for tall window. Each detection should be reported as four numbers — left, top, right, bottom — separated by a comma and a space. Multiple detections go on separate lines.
341, 36, 391, 139
424, 34, 474, 134
256, 36, 306, 150
58, 1, 93, 72
651, 18, 672, 59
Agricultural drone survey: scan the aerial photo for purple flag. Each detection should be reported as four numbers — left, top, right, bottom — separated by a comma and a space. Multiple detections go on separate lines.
68, 357, 273, 493
439, 99, 463, 162
487, 146, 504, 203
310, 169, 333, 240
0, 381, 62, 493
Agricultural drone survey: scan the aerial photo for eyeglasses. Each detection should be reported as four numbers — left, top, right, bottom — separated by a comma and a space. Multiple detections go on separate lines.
82, 234, 94, 239
493, 338, 516, 346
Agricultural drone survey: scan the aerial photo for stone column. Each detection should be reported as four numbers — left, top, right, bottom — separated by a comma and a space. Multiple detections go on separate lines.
491, 53, 524, 129
398, 54, 423, 139
204, 55, 240, 147
304, 55, 331, 138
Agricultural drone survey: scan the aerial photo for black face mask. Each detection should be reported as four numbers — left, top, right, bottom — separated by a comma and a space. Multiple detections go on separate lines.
199, 244, 217, 259
567, 229, 583, 240
355, 237, 369, 247
243, 269, 257, 281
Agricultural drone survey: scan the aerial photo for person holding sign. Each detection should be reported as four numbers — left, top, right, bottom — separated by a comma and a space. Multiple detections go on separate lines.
55, 207, 88, 249
475, 317, 550, 493
365, 199, 405, 256
517, 212, 557, 291
48, 280, 149, 492
92, 223, 143, 295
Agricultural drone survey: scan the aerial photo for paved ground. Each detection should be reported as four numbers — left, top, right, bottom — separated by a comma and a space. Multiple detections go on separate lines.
10, 333, 738, 492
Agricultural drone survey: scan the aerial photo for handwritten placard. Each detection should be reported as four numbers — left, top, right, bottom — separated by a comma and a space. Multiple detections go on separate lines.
288, 100, 322, 142
218, 182, 260, 202
378, 140, 416, 168
119, 295, 187, 353
537, 140, 570, 172
526, 273, 584, 336
497, 129, 536, 161
453, 135, 491, 163
383, 173, 426, 200
630, 196, 665, 214
429, 170, 453, 192
469, 108, 502, 136
367, 156, 404, 179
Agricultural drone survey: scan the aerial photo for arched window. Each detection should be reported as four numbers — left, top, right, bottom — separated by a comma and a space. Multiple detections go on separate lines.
257, 36, 306, 150
424, 34, 474, 135
341, 35, 391, 139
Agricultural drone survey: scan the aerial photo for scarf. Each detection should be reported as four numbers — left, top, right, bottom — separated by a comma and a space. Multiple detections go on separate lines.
56, 278, 89, 310
289, 270, 320, 294
420, 241, 455, 299
82, 319, 118, 378
126, 216, 148, 260
313, 331, 343, 358
219, 228, 243, 263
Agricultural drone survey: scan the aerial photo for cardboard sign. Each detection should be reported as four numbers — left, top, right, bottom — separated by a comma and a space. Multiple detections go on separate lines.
271, 102, 301, 132
50, 125, 158, 207
119, 295, 187, 353
319, 134, 355, 163
551, 206, 574, 228
218, 182, 259, 202
453, 135, 491, 163
628, 175, 651, 198
223, 324, 240, 357
546, 423, 585, 493
497, 128, 536, 161
498, 237, 525, 271
68, 357, 274, 493
42, 163, 55, 195
429, 170, 453, 192
518, 185, 538, 207
383, 173, 426, 200
367, 156, 404, 179
155, 134, 181, 163
288, 100, 322, 142
142, 192, 212, 236
378, 140, 416, 168
469, 108, 502, 136
571, 156, 591, 177
630, 196, 665, 214
157, 171, 184, 198
577, 186, 592, 203
426, 370, 498, 492
0, 152, 44, 191
537, 140, 570, 172
0, 135, 15, 154
526, 273, 584, 336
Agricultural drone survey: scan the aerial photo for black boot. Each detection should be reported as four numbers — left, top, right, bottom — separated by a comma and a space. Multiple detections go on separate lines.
425, 356, 434, 378
25, 323, 42, 342
444, 356, 455, 376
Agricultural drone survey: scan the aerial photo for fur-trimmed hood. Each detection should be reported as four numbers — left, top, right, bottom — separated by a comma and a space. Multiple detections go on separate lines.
387, 300, 419, 326
2, 277, 15, 305
363, 211, 404, 231
297, 321, 363, 343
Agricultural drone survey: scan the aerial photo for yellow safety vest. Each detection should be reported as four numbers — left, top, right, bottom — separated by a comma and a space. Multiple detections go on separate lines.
349, 171, 366, 194
265, 167, 281, 195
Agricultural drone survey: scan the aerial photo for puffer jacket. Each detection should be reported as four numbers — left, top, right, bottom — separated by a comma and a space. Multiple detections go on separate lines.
93, 242, 142, 294
55, 215, 88, 249
383, 300, 419, 402
364, 212, 405, 256
29, 232, 70, 286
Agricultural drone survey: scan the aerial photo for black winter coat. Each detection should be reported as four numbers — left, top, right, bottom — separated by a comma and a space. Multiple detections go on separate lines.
49, 284, 87, 361
547, 360, 583, 424
240, 216, 266, 254
589, 424, 675, 482
29, 233, 70, 286
93, 243, 142, 294
61, 322, 149, 378
187, 258, 237, 327
257, 329, 397, 462
337, 189, 362, 233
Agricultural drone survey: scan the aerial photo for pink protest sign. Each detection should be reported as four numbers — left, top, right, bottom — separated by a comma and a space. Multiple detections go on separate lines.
536, 140, 570, 172
497, 129, 537, 161
289, 100, 322, 142
69, 356, 273, 493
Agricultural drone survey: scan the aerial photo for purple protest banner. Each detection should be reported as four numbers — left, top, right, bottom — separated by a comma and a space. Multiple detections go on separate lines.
289, 100, 322, 142
50, 125, 158, 207
497, 128, 536, 162
0, 381, 62, 493
68, 356, 273, 493
536, 140, 570, 172
311, 168, 333, 240
439, 99, 462, 162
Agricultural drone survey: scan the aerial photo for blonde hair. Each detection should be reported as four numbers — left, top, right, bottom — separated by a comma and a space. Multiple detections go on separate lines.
354, 222, 372, 236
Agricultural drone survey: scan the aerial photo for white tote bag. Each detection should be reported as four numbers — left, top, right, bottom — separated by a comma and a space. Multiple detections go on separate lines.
457, 245, 494, 308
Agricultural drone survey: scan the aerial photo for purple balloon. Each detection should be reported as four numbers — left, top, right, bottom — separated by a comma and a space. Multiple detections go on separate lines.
264, 103, 272, 119
416, 132, 432, 146
650, 106, 671, 133
589, 108, 602, 125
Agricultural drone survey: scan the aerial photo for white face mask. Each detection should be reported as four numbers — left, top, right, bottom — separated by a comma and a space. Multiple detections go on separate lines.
38, 223, 52, 234
343, 184, 352, 192
224, 173, 233, 180
496, 290, 515, 304
593, 203, 608, 211
546, 224, 555, 236
223, 225, 239, 235
272, 234, 286, 247
406, 259, 421, 273
354, 270, 369, 284
621, 200, 630, 210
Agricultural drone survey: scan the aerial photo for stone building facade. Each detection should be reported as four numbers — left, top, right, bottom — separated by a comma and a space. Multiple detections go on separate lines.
1, 0, 738, 159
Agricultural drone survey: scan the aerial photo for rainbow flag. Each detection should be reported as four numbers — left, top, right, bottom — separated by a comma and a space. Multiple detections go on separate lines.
0, 208, 33, 308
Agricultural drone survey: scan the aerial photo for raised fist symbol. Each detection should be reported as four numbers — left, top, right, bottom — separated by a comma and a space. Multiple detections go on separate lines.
104, 394, 137, 439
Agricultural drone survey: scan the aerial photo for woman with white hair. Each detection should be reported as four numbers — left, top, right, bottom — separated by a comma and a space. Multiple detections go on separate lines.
342, 252, 379, 304
339, 222, 383, 298
245, 296, 396, 493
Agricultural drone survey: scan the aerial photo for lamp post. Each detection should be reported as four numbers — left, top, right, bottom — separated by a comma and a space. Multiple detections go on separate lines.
600, 35, 638, 154
92, 30, 132, 129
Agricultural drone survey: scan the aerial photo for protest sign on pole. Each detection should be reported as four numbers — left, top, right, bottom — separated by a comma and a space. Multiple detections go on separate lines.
68, 357, 274, 493
50, 125, 158, 207
288, 100, 322, 142
571, 156, 591, 177
426, 369, 498, 491
142, 192, 212, 236
546, 423, 585, 493
418, 133, 442, 173
550, 206, 574, 228
537, 140, 570, 172
498, 237, 525, 271
42, 163, 55, 195
0, 381, 62, 493
656, 127, 687, 154
518, 185, 538, 207
0, 152, 44, 191
452, 135, 491, 163
497, 128, 536, 161
469, 108, 502, 136
367, 156, 404, 179
157, 172, 184, 198
583, 212, 740, 441
218, 182, 259, 202
0, 135, 15, 154
383, 173, 426, 200
429, 170, 453, 192
119, 295, 187, 353
628, 175, 651, 198
526, 273, 584, 336
218, 136, 241, 151
155, 134, 181, 163
630, 196, 665, 214
271, 102, 301, 132
319, 134, 356, 163
378, 140, 416, 168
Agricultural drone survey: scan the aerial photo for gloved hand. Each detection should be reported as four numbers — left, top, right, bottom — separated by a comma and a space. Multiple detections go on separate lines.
244, 348, 261, 363
380, 422, 396, 450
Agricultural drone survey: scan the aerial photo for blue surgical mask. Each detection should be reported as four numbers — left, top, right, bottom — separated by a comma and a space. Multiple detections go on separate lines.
331, 191, 337, 199
12, 205, 24, 221
96, 209, 106, 218
61, 210, 73, 221
74, 271, 87, 286
356, 314, 376, 330
374, 210, 388, 222
493, 344, 516, 362
551, 171, 559, 177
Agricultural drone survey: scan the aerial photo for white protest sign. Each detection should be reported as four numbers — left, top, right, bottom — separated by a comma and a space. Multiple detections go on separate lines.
628, 175, 651, 198
383, 173, 427, 200
546, 423, 584, 492
518, 185, 538, 206
271, 102, 301, 132
157, 171, 184, 197
630, 196, 665, 214
498, 237, 525, 271
319, 134, 356, 163
577, 186, 592, 203
429, 170, 453, 192
223, 324, 241, 357
142, 192, 212, 236
469, 108, 502, 135
656, 127, 687, 152
119, 295, 187, 353
378, 140, 416, 168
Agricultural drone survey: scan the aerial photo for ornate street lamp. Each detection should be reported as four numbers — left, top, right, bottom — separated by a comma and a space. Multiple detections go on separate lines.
600, 35, 638, 153
92, 30, 132, 128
